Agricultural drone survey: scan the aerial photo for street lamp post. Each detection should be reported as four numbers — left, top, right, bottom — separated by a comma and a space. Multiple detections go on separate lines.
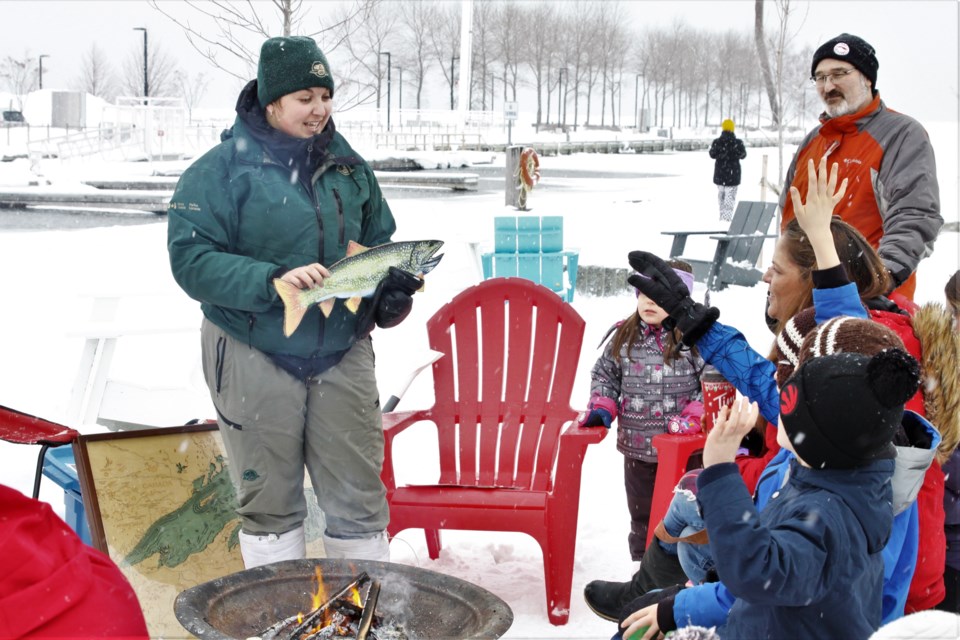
133, 27, 148, 101
634, 73, 641, 129
38, 54, 50, 90
557, 68, 566, 128
379, 51, 391, 132
450, 55, 459, 110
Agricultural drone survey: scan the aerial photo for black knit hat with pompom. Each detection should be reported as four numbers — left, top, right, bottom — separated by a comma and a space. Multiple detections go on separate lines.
780, 349, 920, 469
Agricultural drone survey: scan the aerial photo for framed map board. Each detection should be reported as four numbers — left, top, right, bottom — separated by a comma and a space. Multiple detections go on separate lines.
73, 423, 327, 638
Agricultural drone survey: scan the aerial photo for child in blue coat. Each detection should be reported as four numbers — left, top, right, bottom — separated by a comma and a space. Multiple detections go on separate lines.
622, 342, 922, 640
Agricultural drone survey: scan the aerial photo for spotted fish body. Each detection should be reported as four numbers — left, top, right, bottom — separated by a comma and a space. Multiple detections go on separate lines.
274, 239, 444, 337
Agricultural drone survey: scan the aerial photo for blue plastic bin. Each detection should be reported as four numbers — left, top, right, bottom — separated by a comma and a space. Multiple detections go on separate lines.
41, 446, 92, 545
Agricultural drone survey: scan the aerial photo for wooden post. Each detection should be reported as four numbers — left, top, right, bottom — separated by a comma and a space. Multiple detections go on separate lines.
505, 145, 522, 207
759, 154, 771, 269
760, 154, 768, 204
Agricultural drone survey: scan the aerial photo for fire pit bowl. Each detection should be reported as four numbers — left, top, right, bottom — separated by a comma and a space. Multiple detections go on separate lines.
174, 558, 514, 639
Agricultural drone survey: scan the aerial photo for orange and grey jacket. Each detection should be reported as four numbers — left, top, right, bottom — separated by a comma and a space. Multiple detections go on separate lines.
779, 94, 942, 300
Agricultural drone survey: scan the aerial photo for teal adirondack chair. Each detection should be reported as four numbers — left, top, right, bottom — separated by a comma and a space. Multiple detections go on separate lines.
480, 216, 579, 302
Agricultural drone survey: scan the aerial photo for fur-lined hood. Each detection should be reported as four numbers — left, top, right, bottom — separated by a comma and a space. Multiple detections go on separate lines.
912, 302, 960, 464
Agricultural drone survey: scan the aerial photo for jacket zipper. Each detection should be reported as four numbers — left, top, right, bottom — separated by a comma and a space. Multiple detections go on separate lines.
215, 335, 226, 394
334, 188, 345, 245
312, 183, 325, 345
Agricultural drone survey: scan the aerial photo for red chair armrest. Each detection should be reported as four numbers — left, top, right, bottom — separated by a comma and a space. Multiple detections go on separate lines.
551, 421, 607, 500
381, 409, 434, 494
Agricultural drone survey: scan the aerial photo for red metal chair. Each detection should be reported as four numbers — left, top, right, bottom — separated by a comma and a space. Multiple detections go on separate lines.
646, 432, 706, 547
0, 404, 80, 499
381, 277, 606, 625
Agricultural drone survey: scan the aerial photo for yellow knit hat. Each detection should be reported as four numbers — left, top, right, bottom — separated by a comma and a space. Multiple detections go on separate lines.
721, 119, 735, 132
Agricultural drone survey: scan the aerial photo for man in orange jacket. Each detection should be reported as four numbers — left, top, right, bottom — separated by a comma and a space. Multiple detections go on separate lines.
779, 33, 942, 301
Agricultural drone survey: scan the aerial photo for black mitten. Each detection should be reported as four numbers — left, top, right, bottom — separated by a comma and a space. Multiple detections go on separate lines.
627, 251, 719, 347
357, 267, 423, 338
374, 266, 422, 328
356, 267, 422, 338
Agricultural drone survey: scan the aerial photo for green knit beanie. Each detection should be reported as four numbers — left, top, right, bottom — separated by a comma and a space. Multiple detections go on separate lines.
256, 36, 335, 108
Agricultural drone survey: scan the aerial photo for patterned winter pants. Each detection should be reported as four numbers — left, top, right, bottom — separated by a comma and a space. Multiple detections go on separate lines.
717, 185, 738, 221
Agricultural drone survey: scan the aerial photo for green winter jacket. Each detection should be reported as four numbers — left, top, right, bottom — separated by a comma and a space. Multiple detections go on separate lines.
167, 90, 396, 359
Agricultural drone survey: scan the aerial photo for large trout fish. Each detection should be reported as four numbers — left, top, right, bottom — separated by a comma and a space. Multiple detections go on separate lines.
274, 239, 444, 337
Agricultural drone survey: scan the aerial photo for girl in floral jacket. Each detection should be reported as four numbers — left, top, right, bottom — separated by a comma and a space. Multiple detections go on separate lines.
579, 261, 704, 561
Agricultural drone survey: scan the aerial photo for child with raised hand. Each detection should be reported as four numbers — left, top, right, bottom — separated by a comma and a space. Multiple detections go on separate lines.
622, 344, 922, 640
579, 260, 705, 564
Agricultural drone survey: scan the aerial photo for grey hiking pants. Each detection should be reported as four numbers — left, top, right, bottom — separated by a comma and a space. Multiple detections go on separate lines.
200, 319, 388, 538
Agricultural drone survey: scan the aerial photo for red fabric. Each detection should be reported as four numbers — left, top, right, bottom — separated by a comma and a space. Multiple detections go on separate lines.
869, 308, 946, 612
735, 421, 782, 496
0, 485, 149, 639
906, 464, 947, 612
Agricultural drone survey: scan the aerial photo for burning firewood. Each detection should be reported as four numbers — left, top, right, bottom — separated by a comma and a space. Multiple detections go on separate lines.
355, 579, 380, 640
253, 573, 406, 640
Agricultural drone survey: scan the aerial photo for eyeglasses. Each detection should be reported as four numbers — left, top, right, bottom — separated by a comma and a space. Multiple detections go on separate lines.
810, 68, 857, 85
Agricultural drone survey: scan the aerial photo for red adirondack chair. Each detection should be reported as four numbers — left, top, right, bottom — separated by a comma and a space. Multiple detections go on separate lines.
0, 404, 80, 499
381, 277, 606, 625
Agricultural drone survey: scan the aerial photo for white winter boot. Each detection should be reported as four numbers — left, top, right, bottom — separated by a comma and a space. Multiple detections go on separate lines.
238, 524, 306, 569
322, 530, 390, 562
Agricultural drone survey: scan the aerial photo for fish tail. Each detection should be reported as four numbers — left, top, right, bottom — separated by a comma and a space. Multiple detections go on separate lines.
274, 278, 309, 337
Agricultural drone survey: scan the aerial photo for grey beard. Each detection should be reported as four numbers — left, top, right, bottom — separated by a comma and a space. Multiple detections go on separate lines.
823, 78, 872, 118
825, 98, 856, 118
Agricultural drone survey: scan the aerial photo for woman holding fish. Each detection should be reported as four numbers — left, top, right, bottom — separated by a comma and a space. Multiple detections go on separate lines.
167, 36, 437, 567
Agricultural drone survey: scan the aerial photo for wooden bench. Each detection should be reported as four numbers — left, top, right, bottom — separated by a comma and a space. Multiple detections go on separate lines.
480, 216, 579, 302
662, 200, 778, 291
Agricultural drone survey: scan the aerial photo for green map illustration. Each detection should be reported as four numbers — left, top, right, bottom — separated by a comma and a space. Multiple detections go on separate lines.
84, 428, 326, 638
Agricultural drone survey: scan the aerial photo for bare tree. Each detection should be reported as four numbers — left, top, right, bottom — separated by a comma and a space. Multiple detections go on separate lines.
121, 39, 181, 98
470, 0, 496, 110
490, 1, 524, 104
340, 1, 397, 112
520, 2, 558, 128
754, 0, 781, 128
175, 70, 209, 123
397, 0, 438, 110
564, 1, 602, 130
76, 44, 117, 100
148, 0, 377, 107
0, 53, 38, 109
427, 3, 460, 110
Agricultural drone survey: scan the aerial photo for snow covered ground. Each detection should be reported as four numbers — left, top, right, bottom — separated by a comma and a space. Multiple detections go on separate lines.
0, 121, 957, 638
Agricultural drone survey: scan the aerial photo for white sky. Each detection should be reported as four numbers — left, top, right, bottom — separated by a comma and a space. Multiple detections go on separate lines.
1, 0, 958, 122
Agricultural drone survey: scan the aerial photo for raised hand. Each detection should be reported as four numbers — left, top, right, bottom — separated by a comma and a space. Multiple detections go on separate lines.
703, 397, 759, 467
789, 157, 848, 271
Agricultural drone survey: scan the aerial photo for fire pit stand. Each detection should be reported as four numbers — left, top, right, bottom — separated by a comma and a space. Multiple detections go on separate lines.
174, 558, 514, 640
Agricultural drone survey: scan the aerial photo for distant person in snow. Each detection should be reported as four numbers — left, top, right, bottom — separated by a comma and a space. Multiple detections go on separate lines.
779, 33, 942, 301
708, 119, 746, 222
168, 36, 423, 569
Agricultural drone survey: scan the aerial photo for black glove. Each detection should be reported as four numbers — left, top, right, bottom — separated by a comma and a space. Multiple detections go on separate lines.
627, 251, 719, 347
618, 583, 685, 627
356, 267, 422, 338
